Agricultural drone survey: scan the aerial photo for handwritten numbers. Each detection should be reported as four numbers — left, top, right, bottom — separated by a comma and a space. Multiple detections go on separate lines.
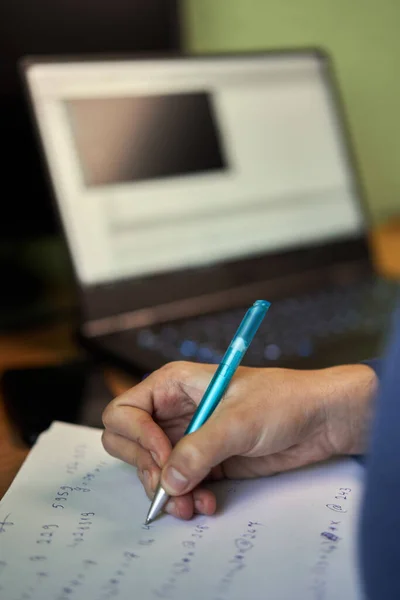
321, 531, 340, 543
153, 520, 210, 597
99, 551, 139, 600
215, 520, 263, 598
226, 480, 243, 494
52, 486, 73, 509
123, 551, 138, 560
139, 538, 155, 546
52, 486, 91, 510
67, 513, 95, 548
326, 503, 347, 513
66, 445, 87, 476
56, 577, 84, 600
326, 486, 352, 515
234, 538, 253, 553
311, 487, 350, 599
335, 487, 352, 501
36, 524, 59, 545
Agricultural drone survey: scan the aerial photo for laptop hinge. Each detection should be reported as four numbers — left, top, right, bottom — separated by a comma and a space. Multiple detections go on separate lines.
82, 258, 370, 338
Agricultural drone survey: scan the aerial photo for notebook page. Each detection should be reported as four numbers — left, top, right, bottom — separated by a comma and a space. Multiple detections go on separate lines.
0, 421, 364, 600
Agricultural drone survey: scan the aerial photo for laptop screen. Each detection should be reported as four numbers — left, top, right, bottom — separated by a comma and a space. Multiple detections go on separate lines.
25, 53, 365, 286
66, 93, 227, 186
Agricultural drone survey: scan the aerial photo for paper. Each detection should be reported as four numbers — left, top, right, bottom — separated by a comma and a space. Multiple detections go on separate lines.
0, 422, 364, 600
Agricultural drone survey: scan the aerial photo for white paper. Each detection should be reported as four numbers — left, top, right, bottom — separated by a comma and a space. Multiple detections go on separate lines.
0, 421, 364, 600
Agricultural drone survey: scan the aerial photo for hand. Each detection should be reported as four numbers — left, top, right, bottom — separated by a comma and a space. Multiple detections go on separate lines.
102, 361, 377, 520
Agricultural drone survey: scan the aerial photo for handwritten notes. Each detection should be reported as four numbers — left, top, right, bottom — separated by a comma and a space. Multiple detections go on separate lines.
0, 422, 364, 599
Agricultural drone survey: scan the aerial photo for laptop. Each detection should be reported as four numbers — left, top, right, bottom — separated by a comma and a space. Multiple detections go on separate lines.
21, 49, 398, 377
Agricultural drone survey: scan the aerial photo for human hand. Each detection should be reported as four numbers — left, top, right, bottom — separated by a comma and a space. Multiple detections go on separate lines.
102, 361, 377, 520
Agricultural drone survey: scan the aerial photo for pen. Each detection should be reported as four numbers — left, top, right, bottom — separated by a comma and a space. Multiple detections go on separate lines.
144, 299, 271, 525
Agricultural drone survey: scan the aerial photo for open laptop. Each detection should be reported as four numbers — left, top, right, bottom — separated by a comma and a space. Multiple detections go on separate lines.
22, 49, 398, 376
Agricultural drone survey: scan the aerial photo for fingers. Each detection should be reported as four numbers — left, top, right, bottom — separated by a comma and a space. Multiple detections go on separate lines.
102, 362, 208, 467
101, 430, 217, 520
103, 403, 172, 468
102, 362, 219, 521
166, 488, 217, 520
193, 488, 217, 516
102, 430, 158, 480
161, 410, 256, 496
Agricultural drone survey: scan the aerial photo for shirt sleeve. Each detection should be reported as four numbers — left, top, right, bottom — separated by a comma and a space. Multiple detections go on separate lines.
361, 357, 382, 379
359, 304, 400, 599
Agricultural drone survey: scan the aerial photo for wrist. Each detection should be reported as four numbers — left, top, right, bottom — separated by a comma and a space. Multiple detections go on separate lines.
319, 364, 378, 455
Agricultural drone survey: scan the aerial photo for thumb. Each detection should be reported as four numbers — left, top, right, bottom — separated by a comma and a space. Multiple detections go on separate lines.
160, 413, 249, 496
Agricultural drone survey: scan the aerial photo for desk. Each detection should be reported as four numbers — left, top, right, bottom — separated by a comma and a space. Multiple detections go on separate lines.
1, 222, 399, 500
0, 321, 136, 499
0, 322, 76, 499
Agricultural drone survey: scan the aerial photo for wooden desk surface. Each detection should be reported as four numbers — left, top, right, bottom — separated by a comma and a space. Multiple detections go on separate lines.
1, 222, 399, 500
0, 322, 76, 499
0, 322, 136, 500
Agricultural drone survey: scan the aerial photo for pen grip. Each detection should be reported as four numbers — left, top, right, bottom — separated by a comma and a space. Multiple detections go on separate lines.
184, 301, 270, 437
184, 362, 235, 435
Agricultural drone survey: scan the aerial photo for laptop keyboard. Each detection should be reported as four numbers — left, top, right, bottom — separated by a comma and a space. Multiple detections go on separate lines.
134, 277, 398, 367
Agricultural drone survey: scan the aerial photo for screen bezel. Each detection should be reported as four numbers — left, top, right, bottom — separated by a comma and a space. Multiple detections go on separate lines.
20, 48, 373, 331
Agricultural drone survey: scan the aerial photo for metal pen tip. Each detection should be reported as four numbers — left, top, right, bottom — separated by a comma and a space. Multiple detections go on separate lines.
144, 483, 170, 525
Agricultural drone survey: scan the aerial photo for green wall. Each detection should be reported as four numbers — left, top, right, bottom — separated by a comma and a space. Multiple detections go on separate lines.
182, 0, 400, 222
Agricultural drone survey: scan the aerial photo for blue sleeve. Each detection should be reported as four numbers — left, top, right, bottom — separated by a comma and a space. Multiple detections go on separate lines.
362, 357, 382, 379
358, 305, 400, 599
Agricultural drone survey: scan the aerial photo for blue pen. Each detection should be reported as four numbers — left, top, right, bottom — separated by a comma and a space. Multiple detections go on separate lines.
145, 299, 271, 524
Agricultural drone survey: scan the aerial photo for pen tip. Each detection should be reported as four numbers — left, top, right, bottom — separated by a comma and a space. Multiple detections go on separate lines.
144, 517, 152, 526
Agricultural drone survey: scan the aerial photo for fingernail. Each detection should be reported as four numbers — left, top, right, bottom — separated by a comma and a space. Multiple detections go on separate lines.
164, 499, 176, 515
163, 466, 188, 494
150, 451, 161, 468
194, 499, 203, 513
